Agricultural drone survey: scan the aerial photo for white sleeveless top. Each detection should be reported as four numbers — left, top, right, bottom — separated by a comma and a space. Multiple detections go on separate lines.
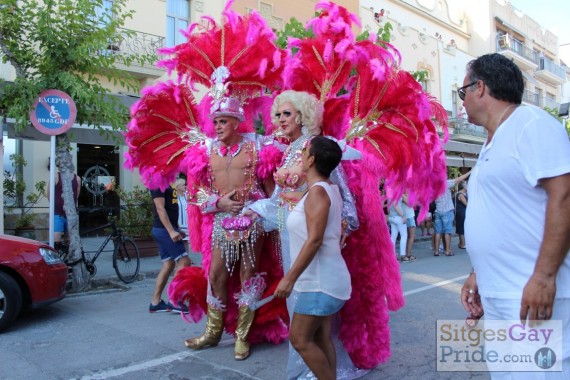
286, 181, 351, 300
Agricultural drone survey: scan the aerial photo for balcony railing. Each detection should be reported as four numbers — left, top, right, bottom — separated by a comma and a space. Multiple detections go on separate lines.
496, 35, 539, 65
523, 90, 540, 106
539, 58, 566, 80
104, 28, 165, 60
449, 118, 488, 139
543, 97, 560, 111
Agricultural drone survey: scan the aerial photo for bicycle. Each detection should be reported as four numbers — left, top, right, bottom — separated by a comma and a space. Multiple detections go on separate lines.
57, 211, 141, 284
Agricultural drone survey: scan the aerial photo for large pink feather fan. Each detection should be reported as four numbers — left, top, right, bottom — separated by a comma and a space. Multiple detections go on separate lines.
346, 41, 448, 211
283, 36, 354, 101
321, 96, 351, 140
124, 81, 205, 191
307, 1, 361, 42
283, 1, 363, 101
157, 3, 286, 96
245, 96, 277, 135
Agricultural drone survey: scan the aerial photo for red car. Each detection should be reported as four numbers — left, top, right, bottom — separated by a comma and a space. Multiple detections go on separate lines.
0, 234, 68, 332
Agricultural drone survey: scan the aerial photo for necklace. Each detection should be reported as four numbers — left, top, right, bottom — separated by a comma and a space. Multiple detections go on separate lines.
215, 139, 244, 170
496, 104, 518, 129
281, 135, 310, 168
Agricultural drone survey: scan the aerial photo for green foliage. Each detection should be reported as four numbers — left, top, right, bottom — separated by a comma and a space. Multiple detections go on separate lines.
115, 185, 154, 238
377, 21, 393, 43
447, 166, 461, 179
3, 154, 47, 228
411, 70, 430, 82
543, 106, 560, 120
275, 17, 314, 50
0, 0, 156, 134
544, 107, 570, 138
357, 22, 393, 44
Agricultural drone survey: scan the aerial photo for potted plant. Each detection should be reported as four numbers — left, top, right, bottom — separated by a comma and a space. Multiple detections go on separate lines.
115, 185, 157, 257
3, 154, 47, 239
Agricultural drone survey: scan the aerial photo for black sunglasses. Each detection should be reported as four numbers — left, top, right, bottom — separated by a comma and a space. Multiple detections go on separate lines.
458, 81, 477, 101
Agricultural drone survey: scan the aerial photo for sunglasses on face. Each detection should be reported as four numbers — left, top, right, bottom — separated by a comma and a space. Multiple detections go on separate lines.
275, 111, 292, 119
458, 81, 477, 101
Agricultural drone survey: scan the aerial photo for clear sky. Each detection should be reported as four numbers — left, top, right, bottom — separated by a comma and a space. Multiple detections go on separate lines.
509, 0, 570, 63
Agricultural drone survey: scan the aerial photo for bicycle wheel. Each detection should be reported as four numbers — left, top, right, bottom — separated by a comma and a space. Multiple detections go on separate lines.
113, 236, 140, 284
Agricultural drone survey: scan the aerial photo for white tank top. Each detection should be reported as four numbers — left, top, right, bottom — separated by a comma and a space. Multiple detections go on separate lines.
286, 181, 351, 300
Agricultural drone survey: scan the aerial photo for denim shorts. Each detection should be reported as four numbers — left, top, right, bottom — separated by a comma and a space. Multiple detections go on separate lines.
151, 227, 188, 262
434, 210, 454, 234
406, 217, 416, 228
54, 215, 67, 233
294, 292, 346, 316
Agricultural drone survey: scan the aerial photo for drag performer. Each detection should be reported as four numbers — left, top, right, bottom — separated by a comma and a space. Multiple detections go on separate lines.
124, 1, 289, 361
250, 2, 447, 378
181, 96, 273, 360
246, 90, 364, 379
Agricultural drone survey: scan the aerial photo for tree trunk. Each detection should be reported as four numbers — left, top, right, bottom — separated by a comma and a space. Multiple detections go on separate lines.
56, 134, 89, 292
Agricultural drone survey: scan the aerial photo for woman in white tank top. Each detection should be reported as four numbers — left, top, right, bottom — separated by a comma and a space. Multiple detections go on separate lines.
274, 136, 351, 380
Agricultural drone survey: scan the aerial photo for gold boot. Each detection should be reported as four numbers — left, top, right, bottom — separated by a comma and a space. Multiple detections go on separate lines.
234, 305, 255, 360
184, 306, 224, 350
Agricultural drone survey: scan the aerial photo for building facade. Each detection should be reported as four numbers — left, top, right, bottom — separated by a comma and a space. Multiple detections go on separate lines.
2, 0, 567, 236
359, 0, 567, 167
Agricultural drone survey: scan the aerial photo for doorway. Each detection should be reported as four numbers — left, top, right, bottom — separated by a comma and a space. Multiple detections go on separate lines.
77, 144, 120, 235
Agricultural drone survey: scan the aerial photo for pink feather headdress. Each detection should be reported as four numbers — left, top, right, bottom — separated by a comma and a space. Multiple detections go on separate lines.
282, 1, 448, 211
125, 0, 287, 190
158, 0, 286, 100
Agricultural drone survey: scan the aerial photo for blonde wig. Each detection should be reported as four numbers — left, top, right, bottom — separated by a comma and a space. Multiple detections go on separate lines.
271, 90, 323, 136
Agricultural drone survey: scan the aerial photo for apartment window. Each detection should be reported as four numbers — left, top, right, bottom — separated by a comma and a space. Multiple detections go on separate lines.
166, 0, 189, 47
95, 1, 117, 54
452, 90, 458, 117
95, 0, 114, 23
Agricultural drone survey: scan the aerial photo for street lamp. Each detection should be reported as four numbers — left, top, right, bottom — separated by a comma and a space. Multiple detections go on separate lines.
560, 103, 569, 118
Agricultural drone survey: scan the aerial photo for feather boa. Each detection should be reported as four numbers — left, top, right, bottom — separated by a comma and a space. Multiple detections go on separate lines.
336, 151, 405, 368
167, 266, 208, 323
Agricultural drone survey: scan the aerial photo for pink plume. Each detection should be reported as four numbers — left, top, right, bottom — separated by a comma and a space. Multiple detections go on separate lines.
167, 266, 207, 323
257, 58, 268, 79
256, 145, 283, 181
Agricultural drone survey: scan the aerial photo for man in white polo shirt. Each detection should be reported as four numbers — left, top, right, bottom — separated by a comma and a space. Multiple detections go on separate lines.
460, 53, 570, 379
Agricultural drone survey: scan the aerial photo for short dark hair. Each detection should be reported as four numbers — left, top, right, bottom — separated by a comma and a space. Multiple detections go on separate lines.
308, 136, 342, 178
467, 53, 524, 104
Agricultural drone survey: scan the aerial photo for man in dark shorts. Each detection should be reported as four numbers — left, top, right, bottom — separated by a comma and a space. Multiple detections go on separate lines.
149, 184, 192, 313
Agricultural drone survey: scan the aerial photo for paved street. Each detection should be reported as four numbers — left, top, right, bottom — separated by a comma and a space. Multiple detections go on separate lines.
0, 235, 490, 380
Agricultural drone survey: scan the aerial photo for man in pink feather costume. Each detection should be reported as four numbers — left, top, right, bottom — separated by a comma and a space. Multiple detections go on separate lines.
181, 95, 287, 361
125, 0, 289, 363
